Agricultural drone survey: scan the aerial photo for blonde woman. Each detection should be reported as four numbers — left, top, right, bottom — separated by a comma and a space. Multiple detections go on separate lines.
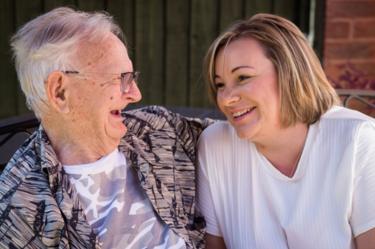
198, 13, 375, 249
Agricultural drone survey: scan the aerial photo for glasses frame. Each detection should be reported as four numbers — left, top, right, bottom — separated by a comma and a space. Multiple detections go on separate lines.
63, 70, 140, 93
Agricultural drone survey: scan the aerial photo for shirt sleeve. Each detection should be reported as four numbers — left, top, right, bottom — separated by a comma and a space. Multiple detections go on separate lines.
197, 135, 222, 237
351, 121, 375, 236
124, 105, 215, 160
164, 107, 215, 159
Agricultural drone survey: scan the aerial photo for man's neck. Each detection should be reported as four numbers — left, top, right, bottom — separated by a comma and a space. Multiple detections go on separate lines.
42, 121, 117, 165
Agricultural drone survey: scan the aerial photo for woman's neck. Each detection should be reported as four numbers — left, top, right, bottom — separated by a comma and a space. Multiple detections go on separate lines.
255, 122, 309, 177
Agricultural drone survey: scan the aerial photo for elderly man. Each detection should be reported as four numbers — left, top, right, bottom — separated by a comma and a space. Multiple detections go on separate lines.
0, 7, 208, 249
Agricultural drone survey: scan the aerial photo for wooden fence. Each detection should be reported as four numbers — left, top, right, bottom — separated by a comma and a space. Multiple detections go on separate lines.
0, 0, 312, 119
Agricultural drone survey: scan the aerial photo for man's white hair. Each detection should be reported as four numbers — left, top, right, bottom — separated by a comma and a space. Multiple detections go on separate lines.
11, 7, 124, 119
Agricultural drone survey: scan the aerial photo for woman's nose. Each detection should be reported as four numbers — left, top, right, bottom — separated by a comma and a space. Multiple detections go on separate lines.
219, 87, 240, 106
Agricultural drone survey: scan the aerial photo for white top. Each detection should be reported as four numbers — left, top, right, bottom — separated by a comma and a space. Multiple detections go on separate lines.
198, 106, 375, 249
64, 149, 186, 249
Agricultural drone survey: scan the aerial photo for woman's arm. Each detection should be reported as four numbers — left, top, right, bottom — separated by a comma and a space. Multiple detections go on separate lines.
197, 129, 227, 246
356, 228, 375, 249
353, 122, 375, 249
206, 234, 227, 249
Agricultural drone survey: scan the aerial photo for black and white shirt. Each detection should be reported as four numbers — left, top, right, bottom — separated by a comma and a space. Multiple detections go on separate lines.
0, 106, 211, 249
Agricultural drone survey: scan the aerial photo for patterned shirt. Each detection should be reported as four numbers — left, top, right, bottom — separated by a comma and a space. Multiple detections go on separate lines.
0, 106, 210, 248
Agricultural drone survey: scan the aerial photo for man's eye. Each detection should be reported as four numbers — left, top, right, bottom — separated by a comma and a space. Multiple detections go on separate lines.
112, 76, 122, 84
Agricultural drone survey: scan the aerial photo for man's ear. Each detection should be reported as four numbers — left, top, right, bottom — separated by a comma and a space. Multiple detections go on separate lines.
45, 71, 70, 113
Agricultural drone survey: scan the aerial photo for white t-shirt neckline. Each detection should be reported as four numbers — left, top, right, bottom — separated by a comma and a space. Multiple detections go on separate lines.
63, 148, 126, 177
253, 124, 318, 182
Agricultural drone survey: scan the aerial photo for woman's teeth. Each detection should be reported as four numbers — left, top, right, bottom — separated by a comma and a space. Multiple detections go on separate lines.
233, 109, 249, 118
233, 108, 254, 118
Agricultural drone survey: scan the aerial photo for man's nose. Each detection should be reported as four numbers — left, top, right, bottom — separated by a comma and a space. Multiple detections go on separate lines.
123, 82, 142, 103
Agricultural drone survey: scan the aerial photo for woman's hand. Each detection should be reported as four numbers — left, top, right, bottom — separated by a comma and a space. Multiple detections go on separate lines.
205, 234, 227, 249
356, 228, 375, 249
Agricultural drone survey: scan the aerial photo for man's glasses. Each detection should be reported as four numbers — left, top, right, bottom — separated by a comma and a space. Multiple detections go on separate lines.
63, 70, 140, 93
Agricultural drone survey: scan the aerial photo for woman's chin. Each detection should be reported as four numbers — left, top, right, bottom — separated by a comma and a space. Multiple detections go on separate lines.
235, 126, 256, 141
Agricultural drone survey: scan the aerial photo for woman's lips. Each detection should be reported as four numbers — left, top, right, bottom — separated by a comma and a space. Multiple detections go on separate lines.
232, 107, 256, 120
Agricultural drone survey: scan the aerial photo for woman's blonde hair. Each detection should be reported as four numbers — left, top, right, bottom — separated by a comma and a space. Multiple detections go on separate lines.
204, 13, 340, 126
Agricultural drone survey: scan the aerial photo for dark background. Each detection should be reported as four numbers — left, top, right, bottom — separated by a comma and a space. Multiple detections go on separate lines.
0, 0, 314, 119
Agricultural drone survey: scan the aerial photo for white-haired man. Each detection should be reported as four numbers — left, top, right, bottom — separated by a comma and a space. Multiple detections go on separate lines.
0, 7, 208, 248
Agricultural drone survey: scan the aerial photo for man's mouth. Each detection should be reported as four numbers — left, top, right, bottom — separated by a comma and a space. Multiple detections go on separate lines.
110, 109, 122, 117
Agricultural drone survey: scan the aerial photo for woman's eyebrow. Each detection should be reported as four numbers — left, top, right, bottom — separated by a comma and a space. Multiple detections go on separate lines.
231, 65, 254, 73
214, 65, 255, 80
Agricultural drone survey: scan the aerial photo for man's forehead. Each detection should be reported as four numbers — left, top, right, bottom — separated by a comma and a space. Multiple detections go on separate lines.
74, 34, 127, 70
75, 40, 108, 67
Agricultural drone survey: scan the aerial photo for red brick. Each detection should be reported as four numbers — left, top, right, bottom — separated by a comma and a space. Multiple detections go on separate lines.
325, 21, 350, 39
325, 62, 375, 85
354, 19, 375, 38
344, 100, 375, 117
353, 61, 375, 77
324, 63, 352, 88
327, 2, 375, 18
325, 41, 375, 60
325, 63, 342, 78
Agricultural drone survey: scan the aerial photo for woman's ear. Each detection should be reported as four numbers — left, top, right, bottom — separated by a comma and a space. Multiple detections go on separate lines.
45, 71, 70, 113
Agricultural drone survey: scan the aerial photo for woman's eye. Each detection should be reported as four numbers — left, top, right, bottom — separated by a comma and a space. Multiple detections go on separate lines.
238, 75, 250, 82
215, 82, 225, 89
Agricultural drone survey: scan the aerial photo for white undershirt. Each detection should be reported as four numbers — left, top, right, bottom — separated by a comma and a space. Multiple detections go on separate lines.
63, 149, 127, 225
64, 149, 186, 249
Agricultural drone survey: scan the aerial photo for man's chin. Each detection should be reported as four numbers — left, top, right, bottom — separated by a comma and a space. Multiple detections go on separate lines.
104, 120, 126, 140
109, 125, 127, 141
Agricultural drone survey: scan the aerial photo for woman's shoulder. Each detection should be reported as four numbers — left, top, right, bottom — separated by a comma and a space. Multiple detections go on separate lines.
201, 121, 235, 140
199, 121, 248, 153
318, 106, 374, 133
322, 106, 374, 123
317, 106, 375, 145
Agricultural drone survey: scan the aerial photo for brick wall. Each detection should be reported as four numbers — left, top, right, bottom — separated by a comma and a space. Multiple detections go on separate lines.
324, 0, 375, 88
324, 0, 375, 115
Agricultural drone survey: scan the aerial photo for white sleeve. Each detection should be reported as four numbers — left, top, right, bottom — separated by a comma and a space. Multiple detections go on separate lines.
197, 136, 222, 237
351, 121, 375, 236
